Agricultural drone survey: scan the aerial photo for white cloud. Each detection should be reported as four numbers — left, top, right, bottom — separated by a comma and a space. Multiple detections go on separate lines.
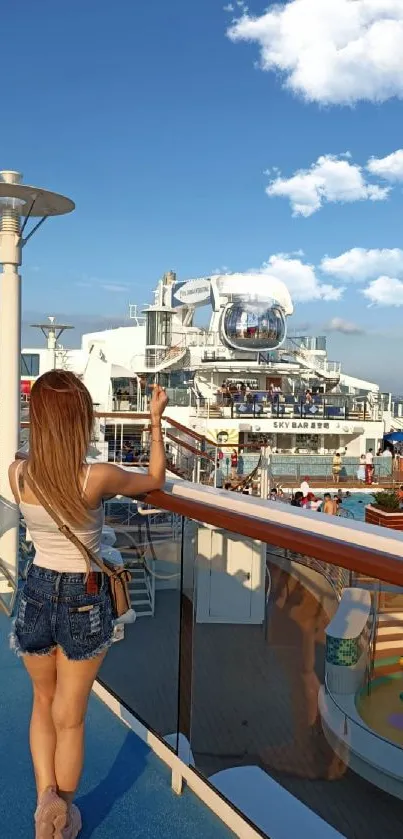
211, 264, 230, 274
227, 0, 403, 106
321, 247, 403, 281
367, 149, 403, 181
74, 275, 130, 293
266, 154, 389, 217
101, 284, 129, 293
363, 276, 403, 306
257, 253, 343, 302
325, 317, 363, 334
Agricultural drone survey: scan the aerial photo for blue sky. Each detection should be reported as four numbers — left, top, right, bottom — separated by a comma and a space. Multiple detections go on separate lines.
2, 0, 403, 390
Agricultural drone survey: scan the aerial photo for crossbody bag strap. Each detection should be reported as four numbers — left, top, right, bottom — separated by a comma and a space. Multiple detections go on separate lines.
23, 469, 113, 580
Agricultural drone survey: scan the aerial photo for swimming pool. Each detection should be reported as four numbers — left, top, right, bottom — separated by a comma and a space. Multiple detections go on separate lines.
340, 493, 375, 521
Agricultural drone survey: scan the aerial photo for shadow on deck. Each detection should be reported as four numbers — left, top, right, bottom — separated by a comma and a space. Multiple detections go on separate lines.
0, 612, 234, 839
101, 575, 403, 839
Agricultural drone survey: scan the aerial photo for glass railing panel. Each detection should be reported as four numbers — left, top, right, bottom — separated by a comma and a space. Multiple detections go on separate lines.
0, 499, 21, 616
184, 519, 403, 838
99, 499, 184, 753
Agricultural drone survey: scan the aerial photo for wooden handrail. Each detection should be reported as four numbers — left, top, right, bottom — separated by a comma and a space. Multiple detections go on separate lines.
163, 415, 208, 444
93, 411, 210, 446
166, 432, 215, 462
146, 486, 403, 589
14, 444, 403, 588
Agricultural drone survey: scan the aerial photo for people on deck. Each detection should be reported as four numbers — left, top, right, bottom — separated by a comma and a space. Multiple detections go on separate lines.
365, 448, 374, 485
305, 492, 321, 511
291, 491, 303, 507
332, 452, 342, 484
230, 449, 238, 477
215, 462, 224, 488
300, 476, 310, 497
334, 495, 342, 514
323, 493, 337, 515
357, 454, 366, 483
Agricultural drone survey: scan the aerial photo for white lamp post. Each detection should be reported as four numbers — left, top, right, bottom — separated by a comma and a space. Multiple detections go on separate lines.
0, 170, 74, 614
30, 316, 74, 370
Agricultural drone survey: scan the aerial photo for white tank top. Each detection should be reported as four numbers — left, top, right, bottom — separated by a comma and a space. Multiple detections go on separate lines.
16, 462, 104, 574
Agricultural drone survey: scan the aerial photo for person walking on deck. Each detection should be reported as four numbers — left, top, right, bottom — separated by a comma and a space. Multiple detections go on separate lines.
357, 454, 366, 483
365, 448, 374, 485
332, 452, 342, 484
9, 371, 167, 839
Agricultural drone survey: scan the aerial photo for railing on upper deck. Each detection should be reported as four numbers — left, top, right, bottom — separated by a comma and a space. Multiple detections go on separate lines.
194, 391, 383, 422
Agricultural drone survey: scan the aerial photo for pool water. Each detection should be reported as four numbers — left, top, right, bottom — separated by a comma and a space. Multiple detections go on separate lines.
340, 493, 374, 521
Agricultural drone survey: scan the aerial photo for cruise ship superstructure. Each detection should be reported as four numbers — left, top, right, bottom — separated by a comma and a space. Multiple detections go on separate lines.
21, 271, 402, 462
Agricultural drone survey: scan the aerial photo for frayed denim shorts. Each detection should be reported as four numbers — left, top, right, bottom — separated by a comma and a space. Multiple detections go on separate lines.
11, 564, 113, 661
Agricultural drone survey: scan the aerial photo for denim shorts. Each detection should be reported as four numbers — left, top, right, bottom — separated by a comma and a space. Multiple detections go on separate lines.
10, 565, 114, 661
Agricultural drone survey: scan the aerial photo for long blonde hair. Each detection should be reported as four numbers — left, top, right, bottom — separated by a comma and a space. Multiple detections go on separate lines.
28, 371, 94, 526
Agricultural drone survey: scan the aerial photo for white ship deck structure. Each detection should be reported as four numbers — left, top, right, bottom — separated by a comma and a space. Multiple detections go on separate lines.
20, 271, 403, 476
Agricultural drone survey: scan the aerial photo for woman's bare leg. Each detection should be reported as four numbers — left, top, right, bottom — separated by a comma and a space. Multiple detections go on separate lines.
52, 647, 107, 804
23, 652, 57, 799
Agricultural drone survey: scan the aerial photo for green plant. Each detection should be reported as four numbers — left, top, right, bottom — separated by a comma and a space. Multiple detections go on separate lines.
372, 490, 400, 512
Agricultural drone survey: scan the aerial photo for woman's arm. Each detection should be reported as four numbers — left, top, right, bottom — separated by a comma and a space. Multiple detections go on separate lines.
96, 385, 168, 499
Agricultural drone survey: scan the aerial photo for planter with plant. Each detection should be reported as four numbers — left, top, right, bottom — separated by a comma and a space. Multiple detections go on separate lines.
365, 490, 403, 530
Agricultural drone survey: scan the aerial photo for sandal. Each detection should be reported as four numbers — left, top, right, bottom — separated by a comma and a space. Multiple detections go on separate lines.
35, 787, 68, 839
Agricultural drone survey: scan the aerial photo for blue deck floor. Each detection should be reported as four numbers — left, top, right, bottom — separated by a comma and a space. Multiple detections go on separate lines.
0, 613, 234, 838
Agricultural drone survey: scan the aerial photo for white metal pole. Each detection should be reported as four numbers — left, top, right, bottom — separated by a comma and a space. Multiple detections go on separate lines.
47, 326, 57, 369
0, 171, 23, 589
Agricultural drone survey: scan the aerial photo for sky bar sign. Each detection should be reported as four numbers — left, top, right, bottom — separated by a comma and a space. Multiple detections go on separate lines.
171, 278, 212, 308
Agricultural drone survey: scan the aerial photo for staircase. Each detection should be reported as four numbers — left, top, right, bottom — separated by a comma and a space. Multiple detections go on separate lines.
167, 462, 192, 480
280, 339, 341, 383
209, 406, 223, 417
372, 611, 403, 679
127, 559, 155, 617
390, 417, 403, 431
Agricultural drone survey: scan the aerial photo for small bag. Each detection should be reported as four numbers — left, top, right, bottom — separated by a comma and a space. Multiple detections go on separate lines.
23, 471, 132, 618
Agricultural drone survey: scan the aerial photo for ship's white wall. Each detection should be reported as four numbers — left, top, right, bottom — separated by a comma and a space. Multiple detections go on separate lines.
339, 373, 379, 393
81, 324, 146, 372
183, 416, 385, 456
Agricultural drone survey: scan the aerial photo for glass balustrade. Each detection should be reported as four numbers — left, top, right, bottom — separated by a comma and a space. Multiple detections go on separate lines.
84, 484, 403, 839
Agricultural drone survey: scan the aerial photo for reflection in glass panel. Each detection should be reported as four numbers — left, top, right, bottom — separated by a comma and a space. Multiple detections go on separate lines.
185, 523, 403, 839
222, 303, 286, 351
0, 564, 16, 616
99, 502, 183, 752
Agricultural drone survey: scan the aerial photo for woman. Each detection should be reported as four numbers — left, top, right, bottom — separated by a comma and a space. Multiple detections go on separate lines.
9, 371, 167, 839
332, 452, 341, 484
357, 454, 366, 483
